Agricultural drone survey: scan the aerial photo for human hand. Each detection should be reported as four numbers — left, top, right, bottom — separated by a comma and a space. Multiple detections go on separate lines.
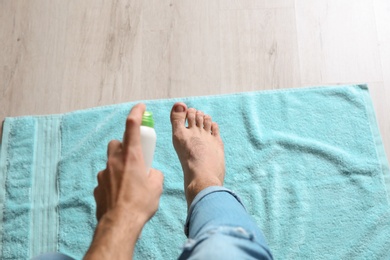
85, 103, 163, 259
94, 103, 164, 225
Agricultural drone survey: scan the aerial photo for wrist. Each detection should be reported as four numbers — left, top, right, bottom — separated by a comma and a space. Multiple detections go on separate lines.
99, 206, 146, 243
115, 201, 154, 225
85, 207, 146, 259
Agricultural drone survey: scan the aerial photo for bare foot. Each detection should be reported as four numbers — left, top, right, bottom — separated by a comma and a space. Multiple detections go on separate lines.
170, 102, 225, 209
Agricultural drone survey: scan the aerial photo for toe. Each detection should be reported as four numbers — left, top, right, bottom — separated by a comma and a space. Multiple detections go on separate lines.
211, 122, 220, 136
204, 115, 212, 132
187, 108, 197, 128
170, 102, 188, 132
196, 111, 204, 128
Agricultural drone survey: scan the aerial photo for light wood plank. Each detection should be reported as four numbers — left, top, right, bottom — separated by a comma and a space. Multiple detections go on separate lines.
219, 0, 294, 10
296, 0, 382, 85
57, 0, 144, 110
368, 82, 390, 162
220, 8, 301, 92
373, 0, 390, 162
142, 0, 221, 98
373, 0, 390, 85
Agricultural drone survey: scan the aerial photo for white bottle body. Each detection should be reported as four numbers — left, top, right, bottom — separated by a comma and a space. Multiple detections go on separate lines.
140, 125, 157, 174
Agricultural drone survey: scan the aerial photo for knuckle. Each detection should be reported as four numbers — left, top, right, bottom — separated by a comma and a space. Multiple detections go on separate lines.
107, 157, 116, 166
97, 171, 105, 183
108, 140, 118, 146
126, 116, 139, 127
158, 171, 164, 183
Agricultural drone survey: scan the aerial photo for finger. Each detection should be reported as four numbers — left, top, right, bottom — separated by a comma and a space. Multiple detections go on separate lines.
93, 187, 99, 199
94, 187, 103, 221
107, 140, 122, 158
123, 103, 146, 150
97, 171, 104, 186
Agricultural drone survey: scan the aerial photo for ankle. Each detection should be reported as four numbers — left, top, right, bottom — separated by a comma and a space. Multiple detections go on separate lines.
185, 178, 223, 207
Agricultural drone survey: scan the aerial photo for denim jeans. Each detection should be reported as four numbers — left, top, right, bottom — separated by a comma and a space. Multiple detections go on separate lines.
34, 186, 273, 259
178, 186, 273, 259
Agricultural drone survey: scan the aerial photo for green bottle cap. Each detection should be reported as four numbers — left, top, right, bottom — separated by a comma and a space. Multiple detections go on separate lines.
141, 111, 154, 128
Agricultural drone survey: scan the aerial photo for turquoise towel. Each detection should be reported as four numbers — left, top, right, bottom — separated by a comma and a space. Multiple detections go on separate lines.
1, 85, 389, 259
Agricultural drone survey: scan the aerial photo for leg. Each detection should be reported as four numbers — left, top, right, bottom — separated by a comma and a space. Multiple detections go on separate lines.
170, 103, 273, 259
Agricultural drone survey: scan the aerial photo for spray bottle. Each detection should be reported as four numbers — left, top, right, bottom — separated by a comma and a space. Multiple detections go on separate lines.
140, 111, 156, 174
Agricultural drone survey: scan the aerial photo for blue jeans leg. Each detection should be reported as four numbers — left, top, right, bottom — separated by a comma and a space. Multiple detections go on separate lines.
179, 186, 273, 260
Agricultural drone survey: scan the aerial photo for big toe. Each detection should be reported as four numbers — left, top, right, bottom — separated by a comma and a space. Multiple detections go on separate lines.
170, 102, 188, 131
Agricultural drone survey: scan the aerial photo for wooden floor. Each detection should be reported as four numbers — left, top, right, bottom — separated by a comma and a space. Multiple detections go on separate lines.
1, 0, 389, 163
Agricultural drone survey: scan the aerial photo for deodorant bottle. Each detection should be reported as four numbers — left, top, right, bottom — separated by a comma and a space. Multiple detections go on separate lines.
140, 111, 156, 174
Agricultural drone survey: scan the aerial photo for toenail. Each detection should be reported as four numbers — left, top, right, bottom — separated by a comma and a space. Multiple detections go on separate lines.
175, 105, 185, 112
